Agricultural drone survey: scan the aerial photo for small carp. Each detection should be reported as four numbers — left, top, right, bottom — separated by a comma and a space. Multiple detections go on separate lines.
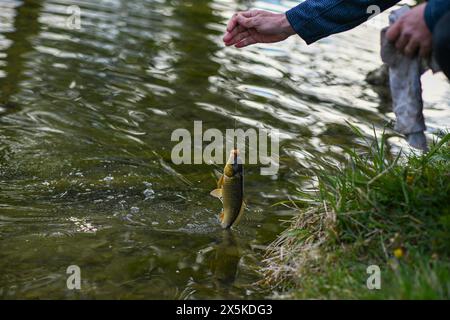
210, 149, 245, 229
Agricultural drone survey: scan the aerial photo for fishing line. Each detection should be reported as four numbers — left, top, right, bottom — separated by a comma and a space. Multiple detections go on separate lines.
234, 100, 238, 151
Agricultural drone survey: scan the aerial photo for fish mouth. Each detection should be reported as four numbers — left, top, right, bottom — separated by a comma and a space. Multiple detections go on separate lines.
226, 149, 238, 162
227, 149, 241, 165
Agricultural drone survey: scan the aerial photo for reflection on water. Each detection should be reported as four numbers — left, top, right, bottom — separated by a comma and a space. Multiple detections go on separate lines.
0, 0, 42, 109
213, 230, 240, 289
0, 0, 448, 299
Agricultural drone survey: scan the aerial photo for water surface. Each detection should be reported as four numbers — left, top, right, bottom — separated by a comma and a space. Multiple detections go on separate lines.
0, 0, 449, 299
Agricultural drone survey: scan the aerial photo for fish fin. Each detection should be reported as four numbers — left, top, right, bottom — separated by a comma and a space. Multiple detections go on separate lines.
219, 211, 224, 222
217, 175, 224, 188
210, 188, 222, 199
232, 203, 246, 227
213, 169, 222, 179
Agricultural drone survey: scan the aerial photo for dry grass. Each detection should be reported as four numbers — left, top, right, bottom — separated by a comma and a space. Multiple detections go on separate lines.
261, 202, 336, 290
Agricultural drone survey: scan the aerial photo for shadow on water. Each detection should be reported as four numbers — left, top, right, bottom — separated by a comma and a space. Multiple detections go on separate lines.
211, 230, 241, 292
0, 0, 42, 111
179, 229, 243, 300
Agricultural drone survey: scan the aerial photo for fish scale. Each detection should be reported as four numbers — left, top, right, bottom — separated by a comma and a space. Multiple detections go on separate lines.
210, 150, 245, 229
221, 172, 244, 228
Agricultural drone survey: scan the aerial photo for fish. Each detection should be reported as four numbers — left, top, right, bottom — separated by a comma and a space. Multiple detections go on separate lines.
210, 149, 245, 229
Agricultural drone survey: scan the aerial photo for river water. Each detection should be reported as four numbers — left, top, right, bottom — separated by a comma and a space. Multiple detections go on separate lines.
0, 0, 448, 299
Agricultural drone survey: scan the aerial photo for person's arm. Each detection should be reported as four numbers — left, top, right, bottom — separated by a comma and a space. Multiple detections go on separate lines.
286, 0, 400, 44
424, 0, 450, 32
223, 0, 401, 48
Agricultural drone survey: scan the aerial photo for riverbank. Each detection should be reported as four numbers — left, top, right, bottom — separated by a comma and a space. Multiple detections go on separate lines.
262, 128, 450, 299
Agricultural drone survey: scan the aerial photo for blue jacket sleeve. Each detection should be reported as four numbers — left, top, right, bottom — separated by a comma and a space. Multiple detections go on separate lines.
286, 0, 400, 44
425, 0, 450, 32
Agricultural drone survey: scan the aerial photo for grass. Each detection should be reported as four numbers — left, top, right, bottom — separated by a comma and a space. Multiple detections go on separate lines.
262, 127, 450, 299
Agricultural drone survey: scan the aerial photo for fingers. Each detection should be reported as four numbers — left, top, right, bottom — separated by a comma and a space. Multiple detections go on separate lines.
223, 25, 245, 43
387, 13, 432, 58
224, 29, 251, 46
226, 10, 258, 32
224, 10, 260, 47
396, 31, 431, 58
228, 30, 250, 46
386, 21, 402, 42
241, 10, 259, 18
236, 14, 258, 29
404, 39, 419, 58
227, 13, 239, 32
235, 36, 257, 48
395, 31, 410, 52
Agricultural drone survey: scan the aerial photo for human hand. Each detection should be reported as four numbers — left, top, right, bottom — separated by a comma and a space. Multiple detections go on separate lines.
223, 10, 295, 48
386, 3, 432, 58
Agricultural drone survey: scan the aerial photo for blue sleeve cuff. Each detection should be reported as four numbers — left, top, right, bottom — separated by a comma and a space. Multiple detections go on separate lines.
285, 0, 346, 45
285, 4, 314, 44
286, 0, 400, 44
425, 0, 450, 32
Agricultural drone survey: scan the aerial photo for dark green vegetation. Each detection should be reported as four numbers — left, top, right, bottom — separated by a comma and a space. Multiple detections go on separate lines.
264, 129, 450, 299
